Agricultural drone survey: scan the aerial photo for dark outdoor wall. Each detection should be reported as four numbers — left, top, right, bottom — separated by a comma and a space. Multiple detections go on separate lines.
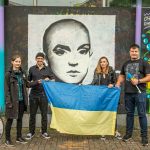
4, 6, 135, 113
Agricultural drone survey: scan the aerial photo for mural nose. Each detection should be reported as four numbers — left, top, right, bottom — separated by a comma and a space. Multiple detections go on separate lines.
68, 62, 78, 67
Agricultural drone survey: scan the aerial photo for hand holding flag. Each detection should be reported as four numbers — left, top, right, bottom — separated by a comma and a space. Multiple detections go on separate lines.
127, 73, 141, 93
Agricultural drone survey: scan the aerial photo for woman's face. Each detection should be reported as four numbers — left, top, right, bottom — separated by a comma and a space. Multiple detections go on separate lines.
100, 58, 108, 69
11, 57, 21, 70
46, 23, 91, 83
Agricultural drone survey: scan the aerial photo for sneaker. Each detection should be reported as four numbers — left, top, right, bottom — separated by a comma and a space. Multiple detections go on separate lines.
16, 137, 28, 144
5, 140, 15, 147
142, 137, 148, 146
122, 134, 132, 142
25, 133, 34, 140
42, 132, 50, 139
101, 135, 106, 140
115, 131, 122, 140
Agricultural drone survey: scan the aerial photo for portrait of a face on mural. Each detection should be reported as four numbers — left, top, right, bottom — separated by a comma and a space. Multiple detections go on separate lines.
43, 19, 92, 84
28, 15, 116, 84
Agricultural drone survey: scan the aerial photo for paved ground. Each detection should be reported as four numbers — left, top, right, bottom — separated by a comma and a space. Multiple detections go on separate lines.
0, 127, 149, 150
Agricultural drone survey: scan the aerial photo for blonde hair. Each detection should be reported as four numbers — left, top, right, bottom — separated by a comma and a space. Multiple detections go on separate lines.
95, 56, 109, 74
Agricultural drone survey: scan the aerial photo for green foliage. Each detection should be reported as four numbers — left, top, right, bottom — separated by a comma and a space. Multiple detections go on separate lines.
142, 0, 150, 7
110, 0, 150, 7
0, 0, 4, 6
110, 0, 135, 7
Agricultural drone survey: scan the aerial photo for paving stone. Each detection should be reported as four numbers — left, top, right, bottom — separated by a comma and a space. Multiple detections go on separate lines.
0, 127, 150, 150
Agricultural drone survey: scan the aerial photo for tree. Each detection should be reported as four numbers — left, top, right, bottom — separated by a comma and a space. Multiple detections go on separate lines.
110, 0, 150, 7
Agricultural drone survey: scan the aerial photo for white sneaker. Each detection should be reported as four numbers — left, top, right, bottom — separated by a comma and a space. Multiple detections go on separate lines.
115, 131, 122, 140
42, 132, 50, 139
101, 135, 106, 140
25, 133, 34, 140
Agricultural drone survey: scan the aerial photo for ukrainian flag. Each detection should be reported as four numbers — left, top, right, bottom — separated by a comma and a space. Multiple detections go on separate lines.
42, 81, 120, 135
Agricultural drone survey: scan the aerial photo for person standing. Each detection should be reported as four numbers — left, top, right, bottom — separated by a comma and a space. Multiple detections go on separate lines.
116, 44, 150, 146
92, 56, 116, 87
5, 54, 28, 146
92, 56, 121, 140
26, 52, 53, 140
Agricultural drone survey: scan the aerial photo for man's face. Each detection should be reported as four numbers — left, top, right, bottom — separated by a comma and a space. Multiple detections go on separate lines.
46, 23, 90, 83
36, 56, 45, 66
129, 48, 139, 60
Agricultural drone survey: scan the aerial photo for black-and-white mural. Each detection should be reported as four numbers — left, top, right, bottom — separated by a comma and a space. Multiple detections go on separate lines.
28, 15, 116, 84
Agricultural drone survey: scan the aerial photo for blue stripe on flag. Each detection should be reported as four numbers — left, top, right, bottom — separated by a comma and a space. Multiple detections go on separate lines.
42, 81, 120, 112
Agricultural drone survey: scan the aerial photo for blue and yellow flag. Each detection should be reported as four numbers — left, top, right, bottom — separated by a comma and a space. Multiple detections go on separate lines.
42, 81, 120, 135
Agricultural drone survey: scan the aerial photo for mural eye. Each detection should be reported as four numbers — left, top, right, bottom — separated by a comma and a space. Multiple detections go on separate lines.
53, 48, 66, 56
78, 49, 89, 55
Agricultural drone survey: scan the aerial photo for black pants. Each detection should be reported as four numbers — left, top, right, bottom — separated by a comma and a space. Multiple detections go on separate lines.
5, 101, 24, 140
29, 94, 48, 134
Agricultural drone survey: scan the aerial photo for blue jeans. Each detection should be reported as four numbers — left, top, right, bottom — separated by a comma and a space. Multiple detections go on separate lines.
124, 93, 147, 137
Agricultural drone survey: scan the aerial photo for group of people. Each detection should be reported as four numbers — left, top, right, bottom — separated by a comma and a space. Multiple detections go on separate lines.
93, 44, 150, 147
5, 16, 150, 146
5, 42, 150, 147
5, 52, 52, 146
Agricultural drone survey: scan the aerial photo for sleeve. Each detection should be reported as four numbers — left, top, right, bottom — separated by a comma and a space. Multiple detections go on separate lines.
43, 67, 55, 80
48, 67, 55, 80
91, 72, 99, 85
27, 67, 39, 87
5, 72, 13, 108
120, 63, 125, 75
28, 67, 32, 81
22, 71, 31, 88
110, 69, 117, 84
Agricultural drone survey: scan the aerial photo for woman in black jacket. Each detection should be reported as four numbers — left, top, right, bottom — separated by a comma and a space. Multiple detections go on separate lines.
92, 56, 116, 87
5, 54, 28, 146
92, 56, 121, 140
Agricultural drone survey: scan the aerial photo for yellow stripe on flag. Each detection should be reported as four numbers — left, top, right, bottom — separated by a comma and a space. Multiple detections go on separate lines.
50, 106, 116, 135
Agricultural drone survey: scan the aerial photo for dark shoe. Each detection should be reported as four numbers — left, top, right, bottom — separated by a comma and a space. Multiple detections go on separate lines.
5, 140, 15, 147
142, 137, 148, 146
25, 133, 35, 140
122, 134, 132, 142
42, 132, 50, 139
16, 137, 28, 144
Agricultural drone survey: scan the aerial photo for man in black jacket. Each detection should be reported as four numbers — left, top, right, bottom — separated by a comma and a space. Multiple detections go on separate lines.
26, 52, 53, 140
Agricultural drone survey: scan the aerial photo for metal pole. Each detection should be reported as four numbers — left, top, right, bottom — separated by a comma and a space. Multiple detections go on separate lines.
33, 0, 38, 6
135, 0, 142, 46
102, 0, 106, 7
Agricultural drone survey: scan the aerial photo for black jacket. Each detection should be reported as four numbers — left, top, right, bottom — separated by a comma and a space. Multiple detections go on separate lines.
28, 65, 53, 95
5, 67, 29, 119
92, 66, 116, 86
